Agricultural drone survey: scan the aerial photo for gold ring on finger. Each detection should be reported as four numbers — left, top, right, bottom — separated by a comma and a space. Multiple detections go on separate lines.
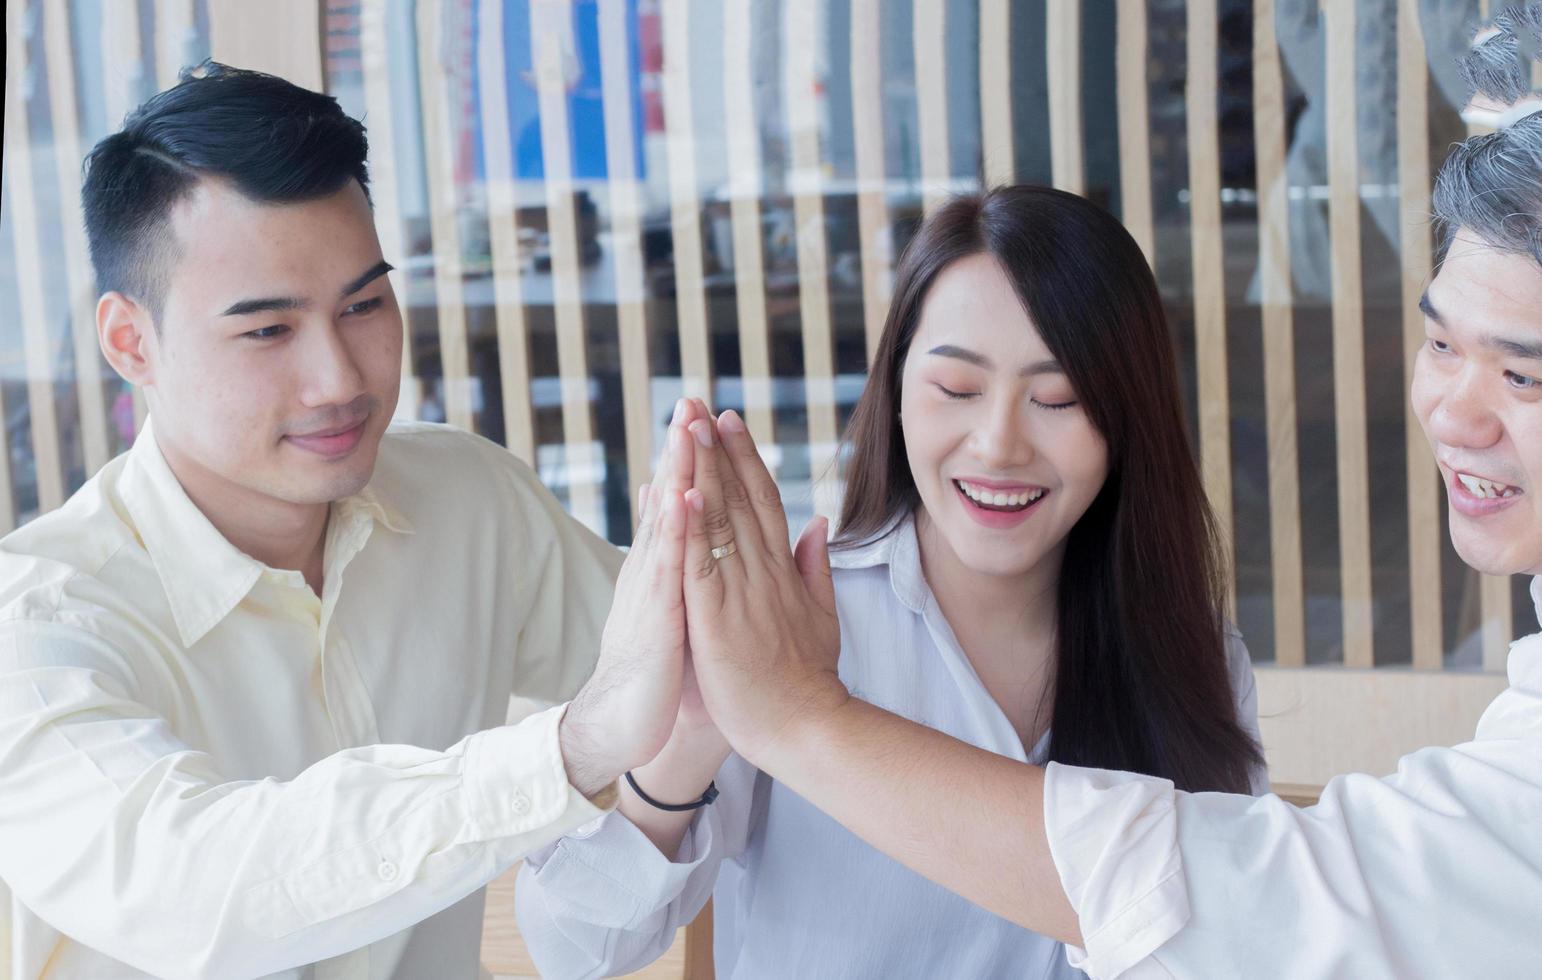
710, 540, 738, 561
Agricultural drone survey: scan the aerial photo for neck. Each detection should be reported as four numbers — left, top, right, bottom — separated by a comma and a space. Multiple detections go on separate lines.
157, 437, 330, 594
914, 509, 1061, 652
914, 509, 1063, 747
912, 508, 1060, 637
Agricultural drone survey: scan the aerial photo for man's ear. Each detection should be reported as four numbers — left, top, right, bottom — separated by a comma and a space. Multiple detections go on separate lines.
97, 291, 156, 386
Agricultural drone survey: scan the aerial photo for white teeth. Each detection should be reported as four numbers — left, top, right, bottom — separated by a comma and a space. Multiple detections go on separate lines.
1458, 473, 1520, 499
956, 481, 1045, 509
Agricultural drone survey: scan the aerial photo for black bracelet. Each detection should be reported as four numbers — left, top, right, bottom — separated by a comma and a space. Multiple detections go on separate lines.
624, 771, 720, 812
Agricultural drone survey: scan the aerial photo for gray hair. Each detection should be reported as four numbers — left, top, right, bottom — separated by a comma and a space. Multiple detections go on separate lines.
1458, 3, 1542, 104
1433, 110, 1542, 269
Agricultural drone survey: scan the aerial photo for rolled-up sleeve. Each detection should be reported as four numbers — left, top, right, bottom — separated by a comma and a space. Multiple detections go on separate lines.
1042, 762, 1187, 979
1044, 649, 1542, 979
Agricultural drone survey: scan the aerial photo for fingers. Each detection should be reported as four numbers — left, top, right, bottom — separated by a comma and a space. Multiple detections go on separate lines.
716, 410, 793, 563
792, 517, 838, 617
635, 399, 696, 550
682, 484, 727, 618
686, 416, 746, 577
645, 487, 688, 611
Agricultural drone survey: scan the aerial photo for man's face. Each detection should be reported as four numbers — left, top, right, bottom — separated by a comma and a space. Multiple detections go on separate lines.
141, 179, 402, 511
1412, 232, 1542, 577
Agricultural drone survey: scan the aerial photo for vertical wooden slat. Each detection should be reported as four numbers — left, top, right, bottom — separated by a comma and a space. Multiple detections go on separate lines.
0, 176, 14, 531
913, 0, 950, 211
6, 0, 67, 514
658, 0, 712, 396
156, 0, 195, 87
1047, 1, 1083, 194
155, 0, 196, 449
1481, 574, 1512, 671
1324, 0, 1374, 668
851, 0, 892, 362
1116, 0, 1155, 262
979, 0, 1013, 187
474, 0, 533, 458
43, 0, 111, 476
102, 0, 149, 432
208, 0, 324, 91
683, 897, 714, 980
415, 0, 475, 432
1397, 0, 1442, 670
1253, 0, 1306, 667
0, 183, 13, 531
786, 0, 842, 519
1186, 0, 1235, 609
597, 0, 655, 521
361, 0, 421, 424
530, 0, 602, 532
721, 0, 776, 456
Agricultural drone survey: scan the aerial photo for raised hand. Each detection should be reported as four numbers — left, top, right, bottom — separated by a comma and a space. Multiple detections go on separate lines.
677, 409, 846, 770
558, 399, 697, 797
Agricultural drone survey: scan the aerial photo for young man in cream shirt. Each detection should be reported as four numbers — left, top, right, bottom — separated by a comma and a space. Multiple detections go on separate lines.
0, 63, 698, 979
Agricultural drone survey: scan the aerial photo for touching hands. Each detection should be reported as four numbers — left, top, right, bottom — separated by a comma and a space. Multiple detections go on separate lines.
558, 400, 698, 797
677, 407, 848, 770
562, 398, 847, 797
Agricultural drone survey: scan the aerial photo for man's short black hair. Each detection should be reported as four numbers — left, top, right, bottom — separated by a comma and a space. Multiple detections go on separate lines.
81, 61, 371, 321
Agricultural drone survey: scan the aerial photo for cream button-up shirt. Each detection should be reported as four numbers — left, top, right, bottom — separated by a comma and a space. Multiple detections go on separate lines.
0, 419, 622, 979
1044, 577, 1542, 978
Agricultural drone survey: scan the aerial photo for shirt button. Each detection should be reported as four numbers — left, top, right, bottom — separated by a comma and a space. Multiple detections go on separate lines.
377, 861, 398, 881
511, 791, 531, 816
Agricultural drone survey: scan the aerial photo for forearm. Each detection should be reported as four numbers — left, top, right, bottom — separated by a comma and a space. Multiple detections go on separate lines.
2, 699, 601, 977
755, 696, 1082, 945
621, 722, 730, 859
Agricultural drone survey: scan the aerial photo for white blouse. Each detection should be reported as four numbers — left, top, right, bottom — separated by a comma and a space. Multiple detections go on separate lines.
516, 515, 1265, 979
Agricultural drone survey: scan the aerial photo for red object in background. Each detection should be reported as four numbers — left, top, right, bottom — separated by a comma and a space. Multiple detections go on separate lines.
638, 1, 664, 133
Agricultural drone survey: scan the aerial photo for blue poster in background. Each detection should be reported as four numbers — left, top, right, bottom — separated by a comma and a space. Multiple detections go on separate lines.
489, 0, 645, 182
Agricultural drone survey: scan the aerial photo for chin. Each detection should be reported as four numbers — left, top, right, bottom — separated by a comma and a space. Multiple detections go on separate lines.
1449, 528, 1542, 579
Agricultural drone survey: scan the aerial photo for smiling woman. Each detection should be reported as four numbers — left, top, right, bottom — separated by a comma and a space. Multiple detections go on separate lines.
512, 187, 1266, 980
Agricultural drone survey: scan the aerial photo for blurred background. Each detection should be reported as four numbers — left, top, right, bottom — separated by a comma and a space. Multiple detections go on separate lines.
3, 0, 1538, 809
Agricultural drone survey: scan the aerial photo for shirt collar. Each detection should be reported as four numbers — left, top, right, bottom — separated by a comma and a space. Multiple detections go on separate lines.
116, 418, 414, 647
1532, 576, 1541, 629
829, 509, 928, 614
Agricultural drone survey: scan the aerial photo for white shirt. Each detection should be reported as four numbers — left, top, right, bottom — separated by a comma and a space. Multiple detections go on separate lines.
515, 515, 1266, 979
1045, 577, 1542, 979
0, 419, 622, 980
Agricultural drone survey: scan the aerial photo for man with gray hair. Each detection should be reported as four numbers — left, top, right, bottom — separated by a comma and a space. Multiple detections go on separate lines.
657, 29, 1542, 980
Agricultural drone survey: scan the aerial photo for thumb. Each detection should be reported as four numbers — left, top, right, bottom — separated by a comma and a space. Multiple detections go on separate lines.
792, 517, 836, 617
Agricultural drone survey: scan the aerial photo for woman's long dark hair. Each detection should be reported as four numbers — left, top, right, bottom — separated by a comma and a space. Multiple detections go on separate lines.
837, 186, 1262, 794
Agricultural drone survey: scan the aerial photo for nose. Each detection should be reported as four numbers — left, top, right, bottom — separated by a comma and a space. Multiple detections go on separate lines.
298, 320, 367, 409
970, 392, 1035, 470
1426, 365, 1503, 452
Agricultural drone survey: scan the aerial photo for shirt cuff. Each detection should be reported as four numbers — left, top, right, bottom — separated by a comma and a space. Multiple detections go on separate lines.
524, 807, 716, 930
1044, 762, 1190, 979
463, 703, 614, 842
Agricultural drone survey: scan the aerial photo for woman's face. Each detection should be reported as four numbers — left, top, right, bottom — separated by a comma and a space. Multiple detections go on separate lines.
899, 253, 1110, 582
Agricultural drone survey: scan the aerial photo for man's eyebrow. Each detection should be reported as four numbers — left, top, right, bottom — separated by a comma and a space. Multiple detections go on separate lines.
1418, 291, 1443, 325
341, 260, 394, 298
1484, 335, 1542, 361
220, 295, 306, 317
925, 344, 1062, 376
219, 261, 394, 318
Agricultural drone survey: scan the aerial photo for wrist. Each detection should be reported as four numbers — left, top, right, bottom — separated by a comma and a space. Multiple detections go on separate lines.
630, 725, 730, 802
558, 697, 624, 799
742, 674, 852, 772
